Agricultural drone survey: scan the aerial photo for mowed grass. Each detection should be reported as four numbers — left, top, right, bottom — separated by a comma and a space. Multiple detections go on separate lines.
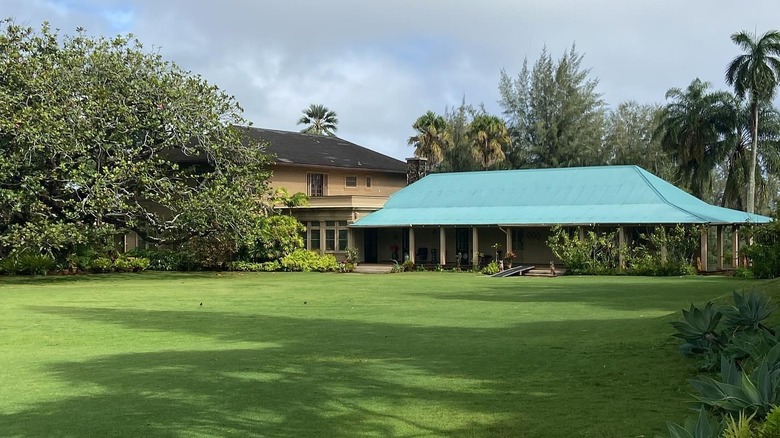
0, 273, 777, 437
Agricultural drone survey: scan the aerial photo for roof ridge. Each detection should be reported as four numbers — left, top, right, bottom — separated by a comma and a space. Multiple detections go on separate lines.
631, 167, 711, 223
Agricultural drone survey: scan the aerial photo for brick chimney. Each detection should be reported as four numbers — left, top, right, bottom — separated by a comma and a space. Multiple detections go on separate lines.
406, 157, 428, 185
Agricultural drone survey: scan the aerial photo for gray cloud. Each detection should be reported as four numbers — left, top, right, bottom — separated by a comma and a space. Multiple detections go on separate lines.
5, 0, 780, 159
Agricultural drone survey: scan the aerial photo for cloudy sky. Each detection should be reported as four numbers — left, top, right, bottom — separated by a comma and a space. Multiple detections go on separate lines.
5, 0, 780, 160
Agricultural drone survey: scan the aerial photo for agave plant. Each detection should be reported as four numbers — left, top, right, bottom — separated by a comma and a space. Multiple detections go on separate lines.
690, 351, 780, 419
724, 291, 776, 335
665, 406, 723, 438
672, 302, 725, 352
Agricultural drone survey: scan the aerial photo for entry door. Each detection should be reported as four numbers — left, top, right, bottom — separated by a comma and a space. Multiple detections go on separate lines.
363, 229, 378, 263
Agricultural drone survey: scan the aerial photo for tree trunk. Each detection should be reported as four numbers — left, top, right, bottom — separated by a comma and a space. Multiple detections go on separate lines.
748, 102, 758, 214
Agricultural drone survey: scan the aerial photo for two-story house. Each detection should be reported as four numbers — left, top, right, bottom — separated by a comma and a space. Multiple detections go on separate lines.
239, 127, 408, 263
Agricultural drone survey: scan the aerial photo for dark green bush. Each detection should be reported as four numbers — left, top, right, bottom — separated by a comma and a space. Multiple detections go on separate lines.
280, 249, 338, 272
127, 248, 200, 271
744, 221, 780, 279
0, 253, 56, 275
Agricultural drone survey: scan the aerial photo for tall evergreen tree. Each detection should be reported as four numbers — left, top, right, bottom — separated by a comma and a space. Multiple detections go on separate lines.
437, 98, 484, 172
499, 44, 606, 168
603, 101, 674, 180
726, 29, 780, 213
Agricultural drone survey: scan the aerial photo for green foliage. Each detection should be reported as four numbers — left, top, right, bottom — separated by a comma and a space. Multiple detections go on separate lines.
127, 248, 200, 271
227, 260, 280, 272
759, 405, 780, 437
665, 406, 724, 438
0, 252, 56, 275
90, 257, 114, 273
672, 302, 724, 356
0, 19, 271, 258
246, 215, 305, 262
547, 224, 699, 276
280, 249, 339, 272
297, 104, 338, 136
468, 114, 510, 170
499, 44, 606, 168
722, 411, 756, 438
691, 351, 780, 419
481, 261, 499, 275
401, 260, 415, 272
725, 291, 776, 333
546, 225, 623, 274
744, 221, 780, 279
408, 111, 452, 167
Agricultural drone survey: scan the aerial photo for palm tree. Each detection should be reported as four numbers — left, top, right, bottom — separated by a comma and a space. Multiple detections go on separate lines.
726, 29, 780, 213
468, 114, 510, 170
407, 111, 452, 166
297, 104, 338, 136
720, 100, 780, 211
655, 79, 733, 199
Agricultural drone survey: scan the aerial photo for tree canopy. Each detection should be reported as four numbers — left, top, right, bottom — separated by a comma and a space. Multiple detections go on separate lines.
407, 111, 452, 167
499, 45, 606, 168
0, 20, 271, 257
726, 30, 780, 213
297, 104, 338, 136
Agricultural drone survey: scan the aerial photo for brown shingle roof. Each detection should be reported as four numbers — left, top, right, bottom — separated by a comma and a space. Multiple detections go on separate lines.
239, 127, 406, 173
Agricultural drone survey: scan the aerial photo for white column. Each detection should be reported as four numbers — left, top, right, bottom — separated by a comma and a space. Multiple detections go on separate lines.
439, 227, 446, 265
472, 227, 479, 266
732, 225, 740, 268
618, 226, 626, 270
505, 228, 512, 258
409, 227, 416, 264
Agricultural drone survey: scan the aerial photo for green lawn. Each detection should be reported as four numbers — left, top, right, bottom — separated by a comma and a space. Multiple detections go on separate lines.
0, 272, 777, 437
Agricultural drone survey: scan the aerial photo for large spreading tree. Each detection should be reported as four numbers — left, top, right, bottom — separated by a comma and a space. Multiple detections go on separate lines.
0, 20, 271, 257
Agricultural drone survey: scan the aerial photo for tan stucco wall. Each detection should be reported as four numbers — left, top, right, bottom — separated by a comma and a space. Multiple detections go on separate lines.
270, 165, 406, 197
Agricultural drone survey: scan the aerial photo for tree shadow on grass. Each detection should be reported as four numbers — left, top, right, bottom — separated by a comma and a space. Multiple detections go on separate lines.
2, 305, 691, 437
0, 271, 219, 287
424, 276, 757, 313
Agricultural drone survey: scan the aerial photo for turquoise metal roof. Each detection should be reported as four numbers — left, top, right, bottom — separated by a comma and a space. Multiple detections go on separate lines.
351, 166, 772, 227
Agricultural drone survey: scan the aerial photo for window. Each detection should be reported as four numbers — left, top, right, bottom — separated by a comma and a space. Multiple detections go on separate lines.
325, 220, 349, 251
308, 221, 321, 251
307, 173, 327, 197
345, 176, 357, 188
366, 176, 372, 188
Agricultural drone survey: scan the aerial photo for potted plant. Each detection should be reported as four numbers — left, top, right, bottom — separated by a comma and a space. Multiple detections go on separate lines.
503, 250, 516, 268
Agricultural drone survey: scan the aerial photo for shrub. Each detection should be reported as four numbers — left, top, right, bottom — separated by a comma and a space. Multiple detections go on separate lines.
245, 215, 305, 261
665, 406, 723, 438
228, 260, 281, 272
0, 253, 56, 275
127, 248, 200, 271
401, 260, 415, 272
744, 220, 780, 279
481, 261, 499, 275
280, 249, 339, 272
90, 257, 114, 273
760, 406, 780, 438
